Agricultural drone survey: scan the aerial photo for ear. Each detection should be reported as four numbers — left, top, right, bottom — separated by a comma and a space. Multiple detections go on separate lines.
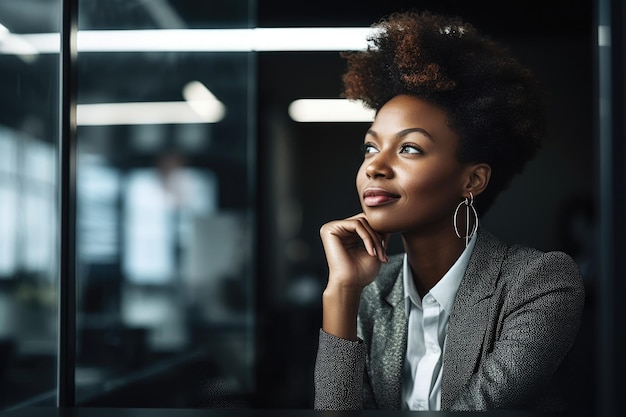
462, 163, 491, 198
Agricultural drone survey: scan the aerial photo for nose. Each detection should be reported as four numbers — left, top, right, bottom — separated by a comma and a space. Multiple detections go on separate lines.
365, 152, 393, 179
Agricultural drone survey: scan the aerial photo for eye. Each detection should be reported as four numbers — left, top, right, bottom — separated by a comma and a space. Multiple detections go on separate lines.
399, 144, 422, 154
361, 143, 379, 154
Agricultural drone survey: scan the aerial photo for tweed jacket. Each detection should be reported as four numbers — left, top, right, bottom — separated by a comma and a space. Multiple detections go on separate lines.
314, 229, 585, 411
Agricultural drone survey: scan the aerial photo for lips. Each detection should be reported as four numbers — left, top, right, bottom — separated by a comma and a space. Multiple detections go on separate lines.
363, 188, 401, 207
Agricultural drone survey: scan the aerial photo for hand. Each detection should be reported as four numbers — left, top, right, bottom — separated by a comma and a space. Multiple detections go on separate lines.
319, 214, 389, 340
319, 213, 389, 291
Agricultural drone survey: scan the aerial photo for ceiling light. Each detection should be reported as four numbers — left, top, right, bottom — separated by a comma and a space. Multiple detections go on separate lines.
9, 27, 372, 54
253, 27, 371, 51
0, 23, 39, 61
288, 99, 374, 122
77, 101, 225, 126
182, 81, 226, 120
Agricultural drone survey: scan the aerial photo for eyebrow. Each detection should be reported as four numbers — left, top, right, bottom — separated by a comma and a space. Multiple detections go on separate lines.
366, 127, 435, 141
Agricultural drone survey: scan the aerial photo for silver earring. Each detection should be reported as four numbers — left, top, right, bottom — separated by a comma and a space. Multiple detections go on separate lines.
453, 191, 479, 248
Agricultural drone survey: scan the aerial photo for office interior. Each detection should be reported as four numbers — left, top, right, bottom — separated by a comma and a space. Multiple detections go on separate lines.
0, 0, 623, 415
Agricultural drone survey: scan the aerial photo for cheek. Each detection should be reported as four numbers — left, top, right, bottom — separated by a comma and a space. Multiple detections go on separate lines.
401, 165, 462, 205
355, 163, 367, 189
408, 175, 447, 194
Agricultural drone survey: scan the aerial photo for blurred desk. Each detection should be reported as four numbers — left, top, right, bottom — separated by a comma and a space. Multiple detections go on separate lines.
0, 408, 580, 417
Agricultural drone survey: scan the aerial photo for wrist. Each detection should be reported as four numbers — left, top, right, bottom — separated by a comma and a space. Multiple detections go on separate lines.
321, 282, 363, 341
324, 276, 366, 295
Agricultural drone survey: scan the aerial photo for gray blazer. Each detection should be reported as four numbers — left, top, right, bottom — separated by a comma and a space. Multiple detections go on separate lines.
314, 229, 585, 411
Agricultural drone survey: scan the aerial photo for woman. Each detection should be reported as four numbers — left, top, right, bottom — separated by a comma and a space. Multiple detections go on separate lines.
314, 10, 585, 411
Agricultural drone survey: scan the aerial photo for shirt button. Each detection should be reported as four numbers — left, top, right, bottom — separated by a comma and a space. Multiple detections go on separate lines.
424, 295, 434, 303
414, 400, 426, 410
430, 345, 440, 354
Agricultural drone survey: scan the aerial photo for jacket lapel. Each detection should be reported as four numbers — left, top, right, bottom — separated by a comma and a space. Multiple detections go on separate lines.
367, 257, 407, 409
440, 230, 508, 409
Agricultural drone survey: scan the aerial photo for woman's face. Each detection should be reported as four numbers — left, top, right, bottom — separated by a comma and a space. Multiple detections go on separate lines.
356, 94, 468, 235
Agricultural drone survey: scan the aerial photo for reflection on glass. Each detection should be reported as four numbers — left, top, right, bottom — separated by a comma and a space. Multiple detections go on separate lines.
0, 0, 60, 407
74, 0, 254, 407
0, 0, 255, 408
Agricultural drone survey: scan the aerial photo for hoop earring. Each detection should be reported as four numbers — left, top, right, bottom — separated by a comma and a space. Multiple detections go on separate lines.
453, 192, 479, 248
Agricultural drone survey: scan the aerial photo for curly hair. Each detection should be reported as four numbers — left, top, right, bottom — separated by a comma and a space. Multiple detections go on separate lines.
341, 11, 546, 214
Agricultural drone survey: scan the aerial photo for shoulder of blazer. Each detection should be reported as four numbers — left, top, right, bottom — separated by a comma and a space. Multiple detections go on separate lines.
453, 228, 584, 318
496, 240, 585, 301
485, 232, 583, 289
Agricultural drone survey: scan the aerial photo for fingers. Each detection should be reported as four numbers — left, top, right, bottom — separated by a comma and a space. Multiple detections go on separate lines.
348, 213, 388, 263
353, 217, 388, 263
321, 214, 388, 263
381, 233, 391, 262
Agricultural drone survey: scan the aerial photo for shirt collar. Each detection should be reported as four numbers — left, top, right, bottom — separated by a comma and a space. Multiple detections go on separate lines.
403, 232, 477, 315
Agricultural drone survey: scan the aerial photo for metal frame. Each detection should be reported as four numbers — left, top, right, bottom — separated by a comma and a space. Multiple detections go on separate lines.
58, 0, 78, 407
596, 0, 624, 416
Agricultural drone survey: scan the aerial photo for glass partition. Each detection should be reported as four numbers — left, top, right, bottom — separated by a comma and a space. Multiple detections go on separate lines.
0, 0, 60, 409
73, 0, 255, 407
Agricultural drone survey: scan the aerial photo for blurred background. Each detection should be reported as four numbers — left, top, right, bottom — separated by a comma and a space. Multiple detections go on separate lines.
0, 0, 619, 414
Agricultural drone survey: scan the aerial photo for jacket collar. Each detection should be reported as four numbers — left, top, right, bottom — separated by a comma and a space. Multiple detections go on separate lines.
380, 230, 500, 308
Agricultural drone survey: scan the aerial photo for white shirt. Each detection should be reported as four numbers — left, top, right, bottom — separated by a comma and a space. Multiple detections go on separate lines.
401, 233, 477, 411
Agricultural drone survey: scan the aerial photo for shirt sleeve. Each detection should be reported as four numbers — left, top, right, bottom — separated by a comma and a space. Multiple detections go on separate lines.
313, 329, 367, 410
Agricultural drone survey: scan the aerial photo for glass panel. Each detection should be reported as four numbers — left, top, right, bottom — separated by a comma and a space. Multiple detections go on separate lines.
74, 0, 255, 407
0, 0, 60, 410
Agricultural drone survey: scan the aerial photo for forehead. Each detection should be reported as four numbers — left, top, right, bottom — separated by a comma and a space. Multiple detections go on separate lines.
370, 95, 458, 143
374, 95, 447, 125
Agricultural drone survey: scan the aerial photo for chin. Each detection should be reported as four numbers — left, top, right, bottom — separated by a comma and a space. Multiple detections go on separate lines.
363, 212, 402, 234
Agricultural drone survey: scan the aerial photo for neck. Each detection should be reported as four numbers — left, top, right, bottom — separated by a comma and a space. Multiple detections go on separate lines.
401, 229, 467, 297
